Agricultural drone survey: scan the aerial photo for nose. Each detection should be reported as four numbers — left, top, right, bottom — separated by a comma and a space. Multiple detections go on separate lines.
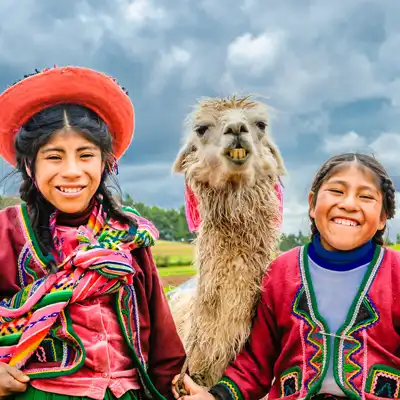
60, 158, 83, 179
223, 121, 249, 135
338, 194, 360, 211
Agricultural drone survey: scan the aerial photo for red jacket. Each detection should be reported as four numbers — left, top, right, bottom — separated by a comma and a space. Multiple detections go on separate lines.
211, 245, 400, 400
0, 204, 185, 399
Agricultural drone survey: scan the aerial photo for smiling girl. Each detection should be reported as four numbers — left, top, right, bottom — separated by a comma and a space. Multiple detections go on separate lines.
0, 67, 185, 400
173, 153, 399, 400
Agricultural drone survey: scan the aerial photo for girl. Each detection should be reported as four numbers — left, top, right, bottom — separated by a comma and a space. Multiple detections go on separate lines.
0, 66, 185, 400
173, 153, 399, 400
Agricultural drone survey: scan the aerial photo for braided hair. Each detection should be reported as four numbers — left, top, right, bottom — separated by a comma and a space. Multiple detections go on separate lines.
309, 153, 396, 246
15, 103, 137, 270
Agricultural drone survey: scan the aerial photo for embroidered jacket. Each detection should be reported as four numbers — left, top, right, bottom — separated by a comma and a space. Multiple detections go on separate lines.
0, 204, 185, 400
210, 244, 400, 400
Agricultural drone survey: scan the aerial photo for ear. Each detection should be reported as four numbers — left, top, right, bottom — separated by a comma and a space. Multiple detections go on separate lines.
308, 191, 316, 219
378, 213, 387, 231
173, 144, 195, 174
268, 141, 286, 176
25, 162, 32, 179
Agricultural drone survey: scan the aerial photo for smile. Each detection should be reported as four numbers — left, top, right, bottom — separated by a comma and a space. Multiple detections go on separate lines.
224, 148, 250, 164
332, 217, 359, 227
56, 186, 85, 194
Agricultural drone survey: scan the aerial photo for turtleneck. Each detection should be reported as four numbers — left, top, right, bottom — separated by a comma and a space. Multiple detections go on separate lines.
308, 234, 375, 271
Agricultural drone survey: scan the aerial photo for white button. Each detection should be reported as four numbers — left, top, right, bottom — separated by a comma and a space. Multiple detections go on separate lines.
97, 334, 105, 341
102, 372, 108, 378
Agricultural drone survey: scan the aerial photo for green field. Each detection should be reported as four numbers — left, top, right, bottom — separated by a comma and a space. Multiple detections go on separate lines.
155, 241, 400, 292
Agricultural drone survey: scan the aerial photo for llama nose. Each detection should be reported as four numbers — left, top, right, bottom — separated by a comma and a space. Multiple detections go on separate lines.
223, 121, 249, 135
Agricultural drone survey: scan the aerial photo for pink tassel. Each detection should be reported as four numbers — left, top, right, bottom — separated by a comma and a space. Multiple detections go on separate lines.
184, 184, 201, 233
184, 180, 284, 232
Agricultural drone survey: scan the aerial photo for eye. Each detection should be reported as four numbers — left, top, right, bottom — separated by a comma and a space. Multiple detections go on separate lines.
46, 155, 61, 160
255, 121, 267, 131
81, 153, 94, 159
195, 125, 209, 137
328, 189, 343, 194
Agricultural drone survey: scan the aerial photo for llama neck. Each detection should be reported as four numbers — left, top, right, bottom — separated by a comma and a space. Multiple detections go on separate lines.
194, 179, 280, 298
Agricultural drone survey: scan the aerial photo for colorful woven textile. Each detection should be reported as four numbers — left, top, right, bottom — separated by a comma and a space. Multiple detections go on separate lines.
0, 199, 158, 370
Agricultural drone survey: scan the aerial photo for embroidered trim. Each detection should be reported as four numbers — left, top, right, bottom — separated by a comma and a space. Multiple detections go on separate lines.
366, 365, 400, 398
335, 246, 383, 396
280, 366, 302, 397
292, 245, 330, 393
218, 377, 244, 400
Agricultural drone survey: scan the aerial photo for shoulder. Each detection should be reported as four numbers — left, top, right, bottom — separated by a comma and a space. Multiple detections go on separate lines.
269, 246, 302, 271
0, 204, 23, 233
0, 203, 21, 219
381, 246, 400, 267
262, 246, 302, 290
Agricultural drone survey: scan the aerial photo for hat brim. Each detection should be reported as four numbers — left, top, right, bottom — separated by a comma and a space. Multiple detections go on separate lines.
0, 66, 134, 166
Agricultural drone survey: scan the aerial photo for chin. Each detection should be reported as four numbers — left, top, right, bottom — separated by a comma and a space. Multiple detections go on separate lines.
54, 201, 89, 214
326, 239, 362, 252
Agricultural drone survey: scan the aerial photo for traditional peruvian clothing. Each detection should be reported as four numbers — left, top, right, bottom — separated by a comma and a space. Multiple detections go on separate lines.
209, 241, 400, 400
0, 66, 186, 400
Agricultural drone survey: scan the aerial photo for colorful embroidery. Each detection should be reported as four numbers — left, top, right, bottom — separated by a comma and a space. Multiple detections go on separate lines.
366, 365, 400, 398
218, 377, 244, 400
292, 246, 330, 391
0, 200, 159, 378
336, 247, 383, 395
292, 286, 325, 389
280, 366, 302, 396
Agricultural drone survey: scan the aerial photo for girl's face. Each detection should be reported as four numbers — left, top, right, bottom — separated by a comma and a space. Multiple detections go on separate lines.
34, 129, 104, 214
309, 164, 386, 251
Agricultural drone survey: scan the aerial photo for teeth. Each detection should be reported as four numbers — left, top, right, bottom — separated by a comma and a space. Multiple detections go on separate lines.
228, 149, 247, 160
59, 187, 83, 193
333, 218, 358, 227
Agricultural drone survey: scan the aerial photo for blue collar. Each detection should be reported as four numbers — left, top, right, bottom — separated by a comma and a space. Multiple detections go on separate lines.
308, 234, 375, 271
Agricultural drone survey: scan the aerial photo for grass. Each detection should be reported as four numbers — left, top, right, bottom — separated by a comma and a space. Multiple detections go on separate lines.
390, 244, 400, 251
153, 240, 195, 257
158, 265, 196, 277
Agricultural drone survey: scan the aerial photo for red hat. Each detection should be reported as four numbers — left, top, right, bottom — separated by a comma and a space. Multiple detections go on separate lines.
0, 66, 134, 166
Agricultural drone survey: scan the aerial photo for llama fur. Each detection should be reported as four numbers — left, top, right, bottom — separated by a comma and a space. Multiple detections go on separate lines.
169, 96, 286, 387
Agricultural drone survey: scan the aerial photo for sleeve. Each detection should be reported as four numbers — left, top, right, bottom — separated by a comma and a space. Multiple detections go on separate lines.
0, 207, 23, 299
209, 274, 280, 400
140, 246, 186, 399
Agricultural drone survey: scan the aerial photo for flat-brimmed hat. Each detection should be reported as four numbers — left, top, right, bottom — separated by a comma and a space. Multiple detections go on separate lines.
0, 66, 134, 166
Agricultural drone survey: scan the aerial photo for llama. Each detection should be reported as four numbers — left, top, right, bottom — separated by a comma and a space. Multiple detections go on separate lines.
170, 96, 286, 388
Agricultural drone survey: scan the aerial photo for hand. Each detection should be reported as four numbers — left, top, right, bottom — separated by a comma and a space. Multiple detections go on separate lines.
0, 363, 30, 398
172, 374, 215, 400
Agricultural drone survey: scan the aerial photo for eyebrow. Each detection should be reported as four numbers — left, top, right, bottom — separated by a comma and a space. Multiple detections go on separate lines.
327, 179, 379, 193
40, 145, 100, 154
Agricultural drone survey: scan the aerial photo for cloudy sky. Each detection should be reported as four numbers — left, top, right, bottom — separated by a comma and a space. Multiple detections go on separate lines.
0, 0, 399, 237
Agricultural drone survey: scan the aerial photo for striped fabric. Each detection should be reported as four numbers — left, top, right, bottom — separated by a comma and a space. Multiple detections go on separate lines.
0, 199, 158, 371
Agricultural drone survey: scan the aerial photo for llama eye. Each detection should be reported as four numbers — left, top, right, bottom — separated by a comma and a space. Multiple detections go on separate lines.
255, 121, 267, 131
195, 125, 209, 137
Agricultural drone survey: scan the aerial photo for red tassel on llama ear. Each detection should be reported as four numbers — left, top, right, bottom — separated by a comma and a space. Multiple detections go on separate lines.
184, 184, 201, 232
274, 180, 284, 228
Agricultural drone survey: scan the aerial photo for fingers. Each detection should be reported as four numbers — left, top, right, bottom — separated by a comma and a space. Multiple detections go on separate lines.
4, 365, 30, 383
0, 376, 28, 396
0, 364, 29, 397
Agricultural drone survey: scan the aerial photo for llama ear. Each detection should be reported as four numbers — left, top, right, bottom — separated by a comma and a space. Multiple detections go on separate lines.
268, 141, 286, 176
173, 144, 195, 174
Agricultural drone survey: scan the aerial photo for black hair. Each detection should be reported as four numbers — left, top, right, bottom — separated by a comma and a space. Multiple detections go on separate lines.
14, 103, 137, 270
309, 153, 396, 246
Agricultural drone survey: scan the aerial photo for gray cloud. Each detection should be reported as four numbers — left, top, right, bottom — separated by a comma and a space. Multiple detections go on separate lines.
0, 0, 399, 235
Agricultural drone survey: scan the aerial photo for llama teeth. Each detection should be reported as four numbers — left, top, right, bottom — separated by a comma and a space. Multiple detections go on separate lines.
229, 149, 247, 159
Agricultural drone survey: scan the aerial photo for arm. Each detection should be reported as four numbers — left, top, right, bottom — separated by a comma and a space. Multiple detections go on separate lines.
138, 247, 186, 399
